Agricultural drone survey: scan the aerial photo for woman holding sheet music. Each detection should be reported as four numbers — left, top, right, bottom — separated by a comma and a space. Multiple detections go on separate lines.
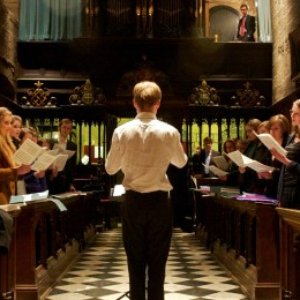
20, 127, 48, 194
269, 114, 290, 149
269, 100, 300, 208
9, 115, 23, 149
214, 139, 239, 186
263, 114, 290, 198
0, 107, 30, 204
239, 118, 271, 194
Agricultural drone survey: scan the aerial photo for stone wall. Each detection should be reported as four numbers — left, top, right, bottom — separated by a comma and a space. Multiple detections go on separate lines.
272, 0, 300, 103
0, 0, 18, 99
5, 0, 19, 22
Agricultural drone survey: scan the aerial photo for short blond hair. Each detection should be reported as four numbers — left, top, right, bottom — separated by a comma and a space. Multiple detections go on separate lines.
11, 115, 22, 124
0, 108, 13, 138
133, 81, 161, 109
0, 107, 12, 123
293, 99, 300, 110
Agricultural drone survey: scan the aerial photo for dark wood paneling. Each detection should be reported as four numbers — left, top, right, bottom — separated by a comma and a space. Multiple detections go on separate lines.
17, 39, 272, 100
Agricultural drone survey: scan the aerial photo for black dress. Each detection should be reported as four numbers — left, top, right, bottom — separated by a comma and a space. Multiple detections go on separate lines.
266, 135, 288, 199
280, 141, 300, 208
239, 139, 271, 194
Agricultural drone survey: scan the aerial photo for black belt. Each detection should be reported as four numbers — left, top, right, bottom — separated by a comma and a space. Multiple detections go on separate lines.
126, 190, 168, 196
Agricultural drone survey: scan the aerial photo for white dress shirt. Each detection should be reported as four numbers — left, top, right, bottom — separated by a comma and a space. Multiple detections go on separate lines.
204, 150, 212, 174
105, 112, 188, 193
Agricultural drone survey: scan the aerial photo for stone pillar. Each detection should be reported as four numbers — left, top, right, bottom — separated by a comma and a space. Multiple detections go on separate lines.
0, 1, 18, 99
272, 0, 300, 103
5, 0, 19, 21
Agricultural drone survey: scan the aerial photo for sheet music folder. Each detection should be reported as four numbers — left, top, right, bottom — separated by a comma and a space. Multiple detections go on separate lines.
10, 190, 67, 212
10, 190, 49, 204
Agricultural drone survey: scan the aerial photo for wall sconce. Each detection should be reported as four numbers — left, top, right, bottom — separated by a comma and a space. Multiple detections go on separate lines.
148, 4, 154, 16
136, 5, 141, 16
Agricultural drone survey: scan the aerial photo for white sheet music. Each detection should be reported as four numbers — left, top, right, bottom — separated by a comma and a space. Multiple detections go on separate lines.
13, 139, 45, 165
246, 160, 275, 173
207, 165, 229, 177
10, 190, 49, 203
212, 155, 230, 170
226, 150, 252, 167
31, 152, 57, 172
254, 132, 287, 157
52, 154, 69, 172
226, 150, 274, 173
13, 139, 72, 172
53, 144, 75, 158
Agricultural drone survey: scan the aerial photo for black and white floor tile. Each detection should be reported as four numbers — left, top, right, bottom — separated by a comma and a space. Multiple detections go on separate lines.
45, 229, 248, 300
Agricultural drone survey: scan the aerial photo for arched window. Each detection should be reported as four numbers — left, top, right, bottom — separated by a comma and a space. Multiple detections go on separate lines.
209, 6, 239, 42
19, 0, 82, 40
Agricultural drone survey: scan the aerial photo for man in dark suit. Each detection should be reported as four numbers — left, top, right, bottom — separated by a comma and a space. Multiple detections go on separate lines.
200, 136, 220, 177
191, 145, 202, 175
237, 4, 256, 41
48, 119, 77, 194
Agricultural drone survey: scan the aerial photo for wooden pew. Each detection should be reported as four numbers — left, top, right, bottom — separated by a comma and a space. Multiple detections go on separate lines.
276, 208, 300, 300
10, 191, 98, 300
0, 205, 20, 300
194, 190, 280, 299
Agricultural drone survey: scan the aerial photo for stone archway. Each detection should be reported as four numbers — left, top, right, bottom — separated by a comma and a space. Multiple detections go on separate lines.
209, 5, 239, 42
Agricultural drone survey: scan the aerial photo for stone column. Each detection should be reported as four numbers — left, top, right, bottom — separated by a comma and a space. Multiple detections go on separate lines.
0, 1, 18, 99
272, 0, 300, 103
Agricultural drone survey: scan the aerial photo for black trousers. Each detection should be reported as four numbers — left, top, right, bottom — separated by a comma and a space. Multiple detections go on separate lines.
122, 190, 173, 300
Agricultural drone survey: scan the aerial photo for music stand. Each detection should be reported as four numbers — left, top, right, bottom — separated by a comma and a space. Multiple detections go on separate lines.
115, 291, 130, 299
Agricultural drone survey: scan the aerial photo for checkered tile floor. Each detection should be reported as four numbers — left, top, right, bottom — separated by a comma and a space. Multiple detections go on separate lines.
45, 229, 248, 300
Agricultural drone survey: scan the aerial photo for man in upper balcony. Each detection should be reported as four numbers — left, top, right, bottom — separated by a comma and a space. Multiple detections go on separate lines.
237, 4, 256, 41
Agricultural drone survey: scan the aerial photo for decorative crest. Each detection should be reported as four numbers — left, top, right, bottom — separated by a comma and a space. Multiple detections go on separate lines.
20, 81, 56, 107
189, 80, 220, 105
231, 81, 265, 107
69, 79, 106, 105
